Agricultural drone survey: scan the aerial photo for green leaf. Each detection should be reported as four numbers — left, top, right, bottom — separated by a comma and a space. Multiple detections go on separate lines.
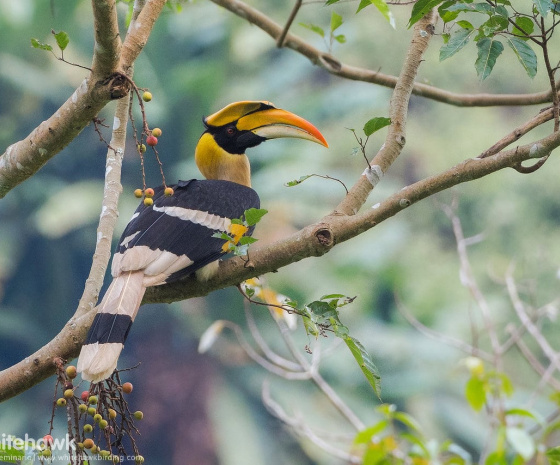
325, 0, 341, 4
307, 300, 338, 322
320, 293, 348, 300
0, 443, 25, 464
238, 236, 258, 245
354, 420, 390, 444
285, 175, 312, 187
505, 407, 542, 423
356, 0, 372, 13
232, 244, 249, 256
512, 17, 534, 39
357, 0, 395, 27
244, 208, 268, 226
400, 432, 430, 456
481, 15, 509, 36
485, 451, 507, 465
475, 37, 504, 80
393, 411, 423, 433
408, 0, 445, 27
547, 447, 560, 463
495, 4, 509, 18
506, 427, 535, 460
330, 11, 343, 32
497, 372, 514, 396
333, 34, 346, 44
440, 29, 473, 61
456, 20, 475, 29
438, 1, 460, 22
506, 37, 537, 78
299, 22, 325, 38
302, 315, 319, 337
344, 336, 381, 398
465, 376, 486, 411
363, 117, 391, 136
30, 38, 53, 52
533, 0, 553, 17
53, 30, 69, 51
446, 2, 493, 14
212, 232, 231, 241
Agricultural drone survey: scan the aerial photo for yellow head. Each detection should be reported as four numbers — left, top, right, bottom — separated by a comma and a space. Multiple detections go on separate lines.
195, 101, 328, 187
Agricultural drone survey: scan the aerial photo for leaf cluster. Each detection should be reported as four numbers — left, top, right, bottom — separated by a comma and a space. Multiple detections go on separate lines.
354, 404, 470, 465
413, 0, 546, 80
213, 208, 268, 256
301, 294, 382, 398
31, 30, 70, 55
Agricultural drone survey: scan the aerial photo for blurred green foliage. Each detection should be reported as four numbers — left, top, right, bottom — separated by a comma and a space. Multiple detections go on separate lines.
1, 0, 560, 464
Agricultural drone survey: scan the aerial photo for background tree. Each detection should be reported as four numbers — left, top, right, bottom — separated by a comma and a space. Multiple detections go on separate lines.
0, 0, 560, 463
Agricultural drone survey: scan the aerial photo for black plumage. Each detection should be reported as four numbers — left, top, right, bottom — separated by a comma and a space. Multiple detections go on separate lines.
116, 179, 259, 283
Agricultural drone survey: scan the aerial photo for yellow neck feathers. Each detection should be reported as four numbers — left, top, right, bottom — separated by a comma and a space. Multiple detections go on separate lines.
195, 133, 252, 187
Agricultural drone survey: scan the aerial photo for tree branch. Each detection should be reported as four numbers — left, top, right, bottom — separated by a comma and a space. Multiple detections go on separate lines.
0, 1, 125, 200
0, 0, 165, 403
209, 0, 555, 107
91, 0, 122, 76
144, 127, 560, 305
0, 0, 166, 200
336, 9, 436, 216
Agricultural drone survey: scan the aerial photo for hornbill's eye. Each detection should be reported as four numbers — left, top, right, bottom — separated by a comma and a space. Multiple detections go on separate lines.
226, 126, 236, 136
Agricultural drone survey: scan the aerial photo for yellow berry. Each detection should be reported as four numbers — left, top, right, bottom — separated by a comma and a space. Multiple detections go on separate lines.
78, 403, 88, 413
93, 413, 102, 423
108, 408, 117, 420
144, 188, 155, 198
83, 424, 93, 433
133, 411, 144, 420
56, 398, 67, 407
151, 127, 162, 137
143, 197, 153, 207
87, 407, 96, 416
142, 91, 152, 102
63, 389, 74, 399
137, 143, 147, 153
88, 395, 98, 405
66, 366, 77, 379
134, 188, 143, 198
164, 187, 174, 197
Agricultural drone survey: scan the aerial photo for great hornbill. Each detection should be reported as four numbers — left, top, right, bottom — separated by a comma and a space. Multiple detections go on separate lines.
77, 101, 328, 382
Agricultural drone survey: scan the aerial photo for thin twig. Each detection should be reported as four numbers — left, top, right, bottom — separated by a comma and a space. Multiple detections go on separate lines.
262, 380, 362, 464
277, 0, 302, 48
396, 297, 494, 362
505, 266, 560, 372
243, 302, 304, 372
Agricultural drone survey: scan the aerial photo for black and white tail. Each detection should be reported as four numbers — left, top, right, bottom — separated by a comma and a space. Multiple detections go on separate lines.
77, 271, 145, 382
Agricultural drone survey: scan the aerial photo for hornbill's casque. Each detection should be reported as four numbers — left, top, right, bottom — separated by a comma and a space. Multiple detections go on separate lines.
77, 101, 328, 382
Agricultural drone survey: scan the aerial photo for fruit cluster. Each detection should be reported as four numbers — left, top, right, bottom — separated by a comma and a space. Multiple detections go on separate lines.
45, 364, 144, 463
133, 185, 174, 206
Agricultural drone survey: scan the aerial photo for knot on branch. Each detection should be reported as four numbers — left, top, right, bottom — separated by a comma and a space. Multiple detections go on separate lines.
314, 225, 334, 254
399, 198, 411, 208
318, 54, 342, 73
101, 72, 132, 100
